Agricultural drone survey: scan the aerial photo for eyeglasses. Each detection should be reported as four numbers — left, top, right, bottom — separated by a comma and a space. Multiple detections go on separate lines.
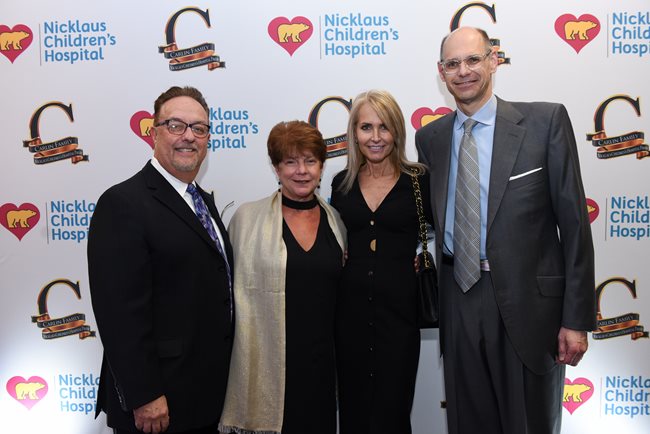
155, 119, 210, 138
439, 50, 492, 75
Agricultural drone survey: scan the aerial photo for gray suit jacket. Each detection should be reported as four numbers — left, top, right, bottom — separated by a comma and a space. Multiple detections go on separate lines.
415, 97, 596, 374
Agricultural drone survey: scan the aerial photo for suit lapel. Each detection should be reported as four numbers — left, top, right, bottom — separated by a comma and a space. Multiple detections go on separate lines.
432, 113, 455, 236
199, 186, 234, 266
143, 162, 219, 252
487, 98, 526, 234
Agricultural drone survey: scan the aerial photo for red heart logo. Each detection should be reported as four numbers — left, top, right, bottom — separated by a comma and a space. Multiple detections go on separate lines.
0, 203, 40, 241
586, 198, 599, 224
6, 376, 48, 410
130, 111, 155, 149
554, 14, 600, 53
563, 377, 594, 414
0, 24, 34, 63
410, 107, 453, 130
268, 16, 313, 56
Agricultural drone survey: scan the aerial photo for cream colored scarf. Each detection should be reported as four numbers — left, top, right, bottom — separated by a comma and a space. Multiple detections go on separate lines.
219, 190, 346, 434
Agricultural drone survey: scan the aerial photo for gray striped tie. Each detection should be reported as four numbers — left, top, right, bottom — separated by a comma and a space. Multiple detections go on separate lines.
454, 118, 481, 292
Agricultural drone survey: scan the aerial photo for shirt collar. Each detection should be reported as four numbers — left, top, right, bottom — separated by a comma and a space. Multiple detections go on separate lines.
454, 94, 497, 131
150, 157, 194, 196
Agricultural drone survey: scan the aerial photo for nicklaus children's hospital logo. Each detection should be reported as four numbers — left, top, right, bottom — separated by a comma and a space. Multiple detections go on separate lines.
158, 7, 225, 71
0, 203, 40, 240
450, 2, 510, 66
22, 102, 89, 165
131, 111, 155, 149
586, 198, 600, 224
586, 95, 648, 161
31, 279, 96, 340
6, 376, 48, 410
563, 377, 594, 414
411, 107, 453, 130
593, 277, 649, 341
554, 13, 600, 53
0, 24, 33, 63
268, 16, 313, 56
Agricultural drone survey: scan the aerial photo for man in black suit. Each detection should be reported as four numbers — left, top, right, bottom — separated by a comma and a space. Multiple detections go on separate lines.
415, 27, 596, 434
88, 86, 233, 434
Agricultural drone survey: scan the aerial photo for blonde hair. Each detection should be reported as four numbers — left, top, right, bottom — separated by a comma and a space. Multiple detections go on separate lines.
338, 89, 424, 193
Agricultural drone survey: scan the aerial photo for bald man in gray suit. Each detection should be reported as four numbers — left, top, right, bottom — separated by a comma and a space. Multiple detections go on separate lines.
415, 27, 596, 434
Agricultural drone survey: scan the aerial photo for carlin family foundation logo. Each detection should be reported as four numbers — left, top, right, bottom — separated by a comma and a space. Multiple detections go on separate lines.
31, 278, 96, 340
308, 96, 352, 158
0, 203, 40, 241
602, 376, 650, 418
158, 7, 225, 71
22, 102, 89, 165
47, 199, 95, 243
411, 107, 453, 130
6, 376, 48, 410
563, 377, 594, 414
593, 277, 649, 340
554, 13, 600, 53
450, 2, 510, 66
605, 195, 650, 240
587, 95, 648, 161
320, 12, 399, 59
609, 11, 650, 57
268, 16, 313, 56
0, 24, 33, 63
41, 20, 116, 64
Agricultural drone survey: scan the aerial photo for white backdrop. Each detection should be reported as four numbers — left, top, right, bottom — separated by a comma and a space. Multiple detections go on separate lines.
1, 1, 649, 433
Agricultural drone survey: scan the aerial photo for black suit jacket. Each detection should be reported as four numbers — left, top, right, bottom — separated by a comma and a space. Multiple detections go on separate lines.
415, 97, 596, 374
88, 161, 233, 431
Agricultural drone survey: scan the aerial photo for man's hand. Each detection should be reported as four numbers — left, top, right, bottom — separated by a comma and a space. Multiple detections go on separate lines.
133, 395, 170, 433
556, 327, 588, 366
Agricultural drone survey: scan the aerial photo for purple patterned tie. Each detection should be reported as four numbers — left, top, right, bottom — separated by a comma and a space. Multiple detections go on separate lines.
187, 183, 233, 318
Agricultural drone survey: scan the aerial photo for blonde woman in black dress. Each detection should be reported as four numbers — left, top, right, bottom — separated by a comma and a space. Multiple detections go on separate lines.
331, 90, 433, 434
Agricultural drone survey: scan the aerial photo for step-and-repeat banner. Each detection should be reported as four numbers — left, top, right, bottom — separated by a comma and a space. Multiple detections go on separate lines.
1, 1, 649, 433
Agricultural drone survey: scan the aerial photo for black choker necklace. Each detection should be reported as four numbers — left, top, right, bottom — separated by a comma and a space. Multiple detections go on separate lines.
282, 194, 318, 210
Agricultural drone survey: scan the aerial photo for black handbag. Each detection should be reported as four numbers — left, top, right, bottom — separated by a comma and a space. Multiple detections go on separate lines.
411, 171, 439, 328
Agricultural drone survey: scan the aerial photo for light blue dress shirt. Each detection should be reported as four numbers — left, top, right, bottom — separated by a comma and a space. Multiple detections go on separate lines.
443, 95, 497, 260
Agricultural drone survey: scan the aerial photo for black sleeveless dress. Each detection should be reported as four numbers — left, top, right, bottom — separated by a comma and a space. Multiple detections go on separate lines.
281, 207, 342, 434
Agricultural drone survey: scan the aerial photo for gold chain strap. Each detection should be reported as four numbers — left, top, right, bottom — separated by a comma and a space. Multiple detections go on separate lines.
410, 169, 432, 269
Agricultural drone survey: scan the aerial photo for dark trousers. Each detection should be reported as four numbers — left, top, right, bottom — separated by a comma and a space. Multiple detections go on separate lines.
113, 421, 219, 434
440, 260, 565, 434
